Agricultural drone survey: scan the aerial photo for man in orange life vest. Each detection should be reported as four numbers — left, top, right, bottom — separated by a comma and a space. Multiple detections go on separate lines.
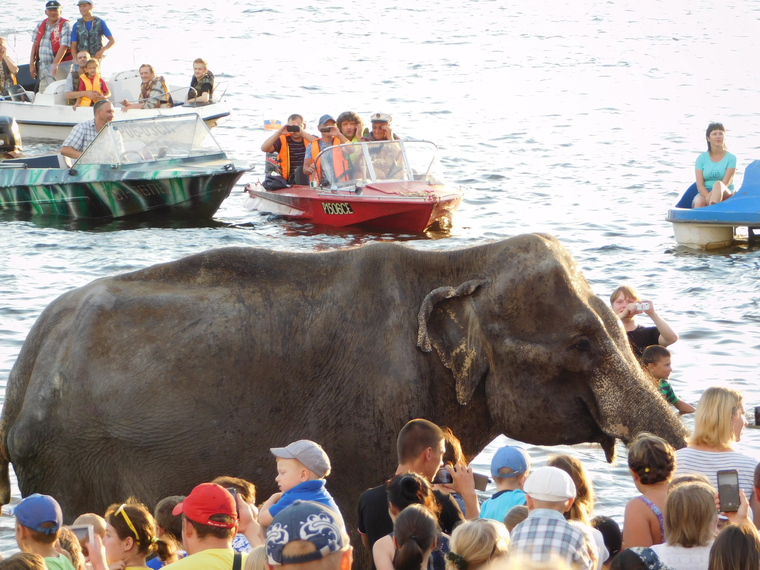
30, 0, 73, 94
303, 115, 352, 185
261, 114, 316, 185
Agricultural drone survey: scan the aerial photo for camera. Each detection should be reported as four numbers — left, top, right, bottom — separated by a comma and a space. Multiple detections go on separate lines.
319, 127, 333, 133
286, 125, 300, 133
635, 302, 650, 312
432, 467, 453, 485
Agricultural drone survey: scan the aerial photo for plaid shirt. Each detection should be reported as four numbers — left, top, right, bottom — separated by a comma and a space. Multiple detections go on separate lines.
62, 119, 99, 152
34, 20, 72, 66
509, 509, 594, 570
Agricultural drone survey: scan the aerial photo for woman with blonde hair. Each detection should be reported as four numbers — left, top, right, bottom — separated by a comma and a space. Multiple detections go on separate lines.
444, 519, 509, 570
650, 482, 717, 569
674, 386, 758, 527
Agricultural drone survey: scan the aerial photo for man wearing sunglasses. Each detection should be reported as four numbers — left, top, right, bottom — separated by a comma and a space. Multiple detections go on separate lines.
169, 483, 245, 570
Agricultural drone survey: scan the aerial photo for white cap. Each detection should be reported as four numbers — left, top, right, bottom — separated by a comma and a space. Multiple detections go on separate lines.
523, 466, 576, 502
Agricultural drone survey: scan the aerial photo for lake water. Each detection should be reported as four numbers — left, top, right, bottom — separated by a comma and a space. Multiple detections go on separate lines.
2, 0, 760, 555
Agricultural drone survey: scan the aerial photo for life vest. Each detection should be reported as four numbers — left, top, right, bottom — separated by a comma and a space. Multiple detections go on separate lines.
79, 73, 102, 106
189, 71, 214, 101
309, 138, 349, 183
277, 134, 309, 181
141, 76, 174, 108
1, 60, 16, 88
75, 17, 104, 57
33, 18, 73, 64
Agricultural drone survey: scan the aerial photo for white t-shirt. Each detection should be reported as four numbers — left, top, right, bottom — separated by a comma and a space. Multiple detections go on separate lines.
650, 542, 712, 570
674, 447, 758, 500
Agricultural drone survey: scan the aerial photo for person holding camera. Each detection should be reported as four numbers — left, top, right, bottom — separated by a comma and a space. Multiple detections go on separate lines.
260, 114, 316, 185
0, 37, 19, 93
609, 285, 678, 358
303, 114, 350, 184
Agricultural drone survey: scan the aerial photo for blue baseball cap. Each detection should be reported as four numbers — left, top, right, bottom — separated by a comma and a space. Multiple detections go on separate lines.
490, 446, 531, 478
318, 114, 335, 127
266, 500, 345, 566
10, 494, 63, 535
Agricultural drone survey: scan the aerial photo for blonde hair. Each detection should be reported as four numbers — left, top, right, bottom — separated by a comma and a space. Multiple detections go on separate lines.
665, 482, 716, 547
547, 455, 594, 525
610, 285, 639, 305
193, 58, 208, 69
503, 505, 528, 533
243, 545, 267, 570
689, 386, 744, 448
445, 519, 509, 570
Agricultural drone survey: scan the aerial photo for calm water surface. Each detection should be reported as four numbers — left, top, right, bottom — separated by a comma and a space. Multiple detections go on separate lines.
1, 0, 760, 553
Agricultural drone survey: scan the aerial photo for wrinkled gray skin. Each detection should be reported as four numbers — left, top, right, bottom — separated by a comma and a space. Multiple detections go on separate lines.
0, 234, 687, 539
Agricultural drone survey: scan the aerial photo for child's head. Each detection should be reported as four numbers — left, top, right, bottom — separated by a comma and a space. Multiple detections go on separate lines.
490, 445, 530, 481
57, 527, 85, 569
708, 522, 760, 570
387, 473, 440, 519
393, 504, 439, 570
642, 346, 672, 380
12, 494, 63, 548
590, 516, 622, 567
664, 482, 717, 547
627, 432, 675, 486
152, 496, 184, 542
547, 454, 593, 525
668, 472, 711, 492
85, 59, 99, 77
446, 518, 510, 570
103, 500, 160, 563
503, 505, 529, 533
523, 466, 576, 513
243, 545, 267, 570
270, 440, 331, 492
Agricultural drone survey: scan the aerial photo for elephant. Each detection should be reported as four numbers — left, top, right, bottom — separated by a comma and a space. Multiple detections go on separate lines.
0, 234, 687, 542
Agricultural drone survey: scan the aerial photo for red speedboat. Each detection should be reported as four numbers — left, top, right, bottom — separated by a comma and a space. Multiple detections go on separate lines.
243, 139, 463, 233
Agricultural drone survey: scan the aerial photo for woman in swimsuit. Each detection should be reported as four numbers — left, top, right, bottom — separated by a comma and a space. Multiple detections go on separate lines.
693, 122, 737, 208
622, 433, 676, 548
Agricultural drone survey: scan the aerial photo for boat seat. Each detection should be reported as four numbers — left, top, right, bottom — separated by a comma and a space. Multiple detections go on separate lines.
3, 154, 71, 169
3, 84, 33, 103
50, 80, 69, 106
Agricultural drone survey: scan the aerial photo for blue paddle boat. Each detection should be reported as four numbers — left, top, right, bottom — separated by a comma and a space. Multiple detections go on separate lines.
667, 159, 760, 249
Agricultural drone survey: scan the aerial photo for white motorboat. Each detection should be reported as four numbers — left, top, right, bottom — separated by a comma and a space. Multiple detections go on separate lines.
1, 65, 230, 142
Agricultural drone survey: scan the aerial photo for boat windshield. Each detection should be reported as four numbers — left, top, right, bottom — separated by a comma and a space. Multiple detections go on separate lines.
77, 114, 224, 166
315, 140, 445, 188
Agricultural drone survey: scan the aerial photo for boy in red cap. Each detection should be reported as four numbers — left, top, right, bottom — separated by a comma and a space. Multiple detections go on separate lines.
168, 483, 245, 570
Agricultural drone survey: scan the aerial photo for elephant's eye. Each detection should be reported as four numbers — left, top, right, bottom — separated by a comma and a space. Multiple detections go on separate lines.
571, 337, 592, 352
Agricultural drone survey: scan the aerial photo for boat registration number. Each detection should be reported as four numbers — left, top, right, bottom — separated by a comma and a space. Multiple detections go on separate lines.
322, 202, 354, 215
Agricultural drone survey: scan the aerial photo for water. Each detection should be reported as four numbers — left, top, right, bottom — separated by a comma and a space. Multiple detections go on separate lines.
2, 0, 760, 554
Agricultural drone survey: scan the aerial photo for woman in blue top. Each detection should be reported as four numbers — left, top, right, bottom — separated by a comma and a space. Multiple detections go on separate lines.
693, 122, 736, 208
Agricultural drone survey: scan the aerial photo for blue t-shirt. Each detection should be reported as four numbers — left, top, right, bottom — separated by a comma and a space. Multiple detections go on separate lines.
696, 151, 737, 190
71, 19, 113, 42
478, 489, 526, 522
269, 479, 342, 520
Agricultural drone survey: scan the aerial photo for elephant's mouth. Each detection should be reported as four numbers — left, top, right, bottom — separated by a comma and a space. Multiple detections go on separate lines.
578, 395, 618, 463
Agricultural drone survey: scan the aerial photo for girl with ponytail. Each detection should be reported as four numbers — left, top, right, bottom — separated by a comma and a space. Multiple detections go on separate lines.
102, 499, 177, 569
393, 505, 439, 570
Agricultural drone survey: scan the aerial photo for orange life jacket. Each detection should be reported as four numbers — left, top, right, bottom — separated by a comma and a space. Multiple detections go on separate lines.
309, 138, 349, 183
79, 73, 103, 106
33, 18, 73, 65
277, 134, 309, 181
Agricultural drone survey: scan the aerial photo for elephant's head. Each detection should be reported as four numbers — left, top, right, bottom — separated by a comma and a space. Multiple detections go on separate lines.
417, 234, 688, 460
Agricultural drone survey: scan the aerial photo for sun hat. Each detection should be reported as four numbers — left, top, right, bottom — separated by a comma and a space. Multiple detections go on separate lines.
270, 440, 331, 478
266, 500, 345, 565
171, 483, 237, 527
370, 112, 392, 123
523, 466, 576, 502
318, 114, 335, 127
490, 445, 531, 478
9, 494, 63, 535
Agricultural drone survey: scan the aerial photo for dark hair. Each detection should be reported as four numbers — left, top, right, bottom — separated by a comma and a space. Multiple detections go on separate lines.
591, 516, 622, 563
93, 98, 110, 115
185, 514, 237, 540
440, 427, 467, 467
287, 114, 303, 123
397, 419, 443, 464
0, 552, 47, 570
610, 548, 648, 570
58, 527, 85, 569
627, 432, 675, 485
641, 345, 670, 366
154, 495, 185, 542
105, 500, 161, 556
212, 476, 256, 503
393, 504, 439, 570
708, 523, 760, 570
706, 122, 726, 152
387, 473, 440, 517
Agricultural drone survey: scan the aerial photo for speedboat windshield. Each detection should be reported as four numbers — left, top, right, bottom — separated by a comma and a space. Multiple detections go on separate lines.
77, 114, 224, 166
316, 140, 445, 188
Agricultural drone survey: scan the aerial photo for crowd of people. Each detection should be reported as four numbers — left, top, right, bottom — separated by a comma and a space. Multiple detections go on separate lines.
1, 403, 758, 570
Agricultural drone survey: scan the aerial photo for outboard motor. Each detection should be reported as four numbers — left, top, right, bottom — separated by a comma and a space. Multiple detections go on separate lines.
0, 116, 22, 156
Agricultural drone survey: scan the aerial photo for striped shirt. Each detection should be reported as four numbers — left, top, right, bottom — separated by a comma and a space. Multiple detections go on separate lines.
674, 447, 758, 500
510, 509, 594, 570
658, 379, 678, 405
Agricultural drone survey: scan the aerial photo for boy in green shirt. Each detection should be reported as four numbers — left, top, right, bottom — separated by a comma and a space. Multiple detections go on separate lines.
642, 346, 695, 414
11, 493, 76, 570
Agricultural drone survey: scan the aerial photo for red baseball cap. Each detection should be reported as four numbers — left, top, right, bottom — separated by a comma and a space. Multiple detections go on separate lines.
172, 483, 237, 528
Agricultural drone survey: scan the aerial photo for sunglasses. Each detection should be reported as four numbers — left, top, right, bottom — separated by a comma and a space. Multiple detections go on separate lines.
115, 504, 140, 545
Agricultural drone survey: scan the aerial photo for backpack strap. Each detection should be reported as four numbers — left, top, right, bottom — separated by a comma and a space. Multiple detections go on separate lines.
232, 551, 242, 570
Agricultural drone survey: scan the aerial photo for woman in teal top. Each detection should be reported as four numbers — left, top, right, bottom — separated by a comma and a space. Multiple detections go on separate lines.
693, 122, 736, 208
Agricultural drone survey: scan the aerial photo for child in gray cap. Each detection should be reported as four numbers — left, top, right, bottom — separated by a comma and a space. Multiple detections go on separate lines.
257, 440, 343, 528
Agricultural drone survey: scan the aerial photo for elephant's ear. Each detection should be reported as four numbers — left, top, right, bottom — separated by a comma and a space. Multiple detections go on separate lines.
417, 280, 487, 405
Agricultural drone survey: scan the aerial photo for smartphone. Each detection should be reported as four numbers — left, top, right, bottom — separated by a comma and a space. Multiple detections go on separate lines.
286, 125, 300, 133
226, 487, 240, 517
717, 469, 740, 512
472, 473, 491, 492
319, 127, 332, 133
70, 524, 94, 546
432, 467, 453, 485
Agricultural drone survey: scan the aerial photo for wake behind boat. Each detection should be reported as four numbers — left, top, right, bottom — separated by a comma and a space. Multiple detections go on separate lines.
2, 65, 230, 142
243, 139, 463, 233
0, 114, 249, 221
